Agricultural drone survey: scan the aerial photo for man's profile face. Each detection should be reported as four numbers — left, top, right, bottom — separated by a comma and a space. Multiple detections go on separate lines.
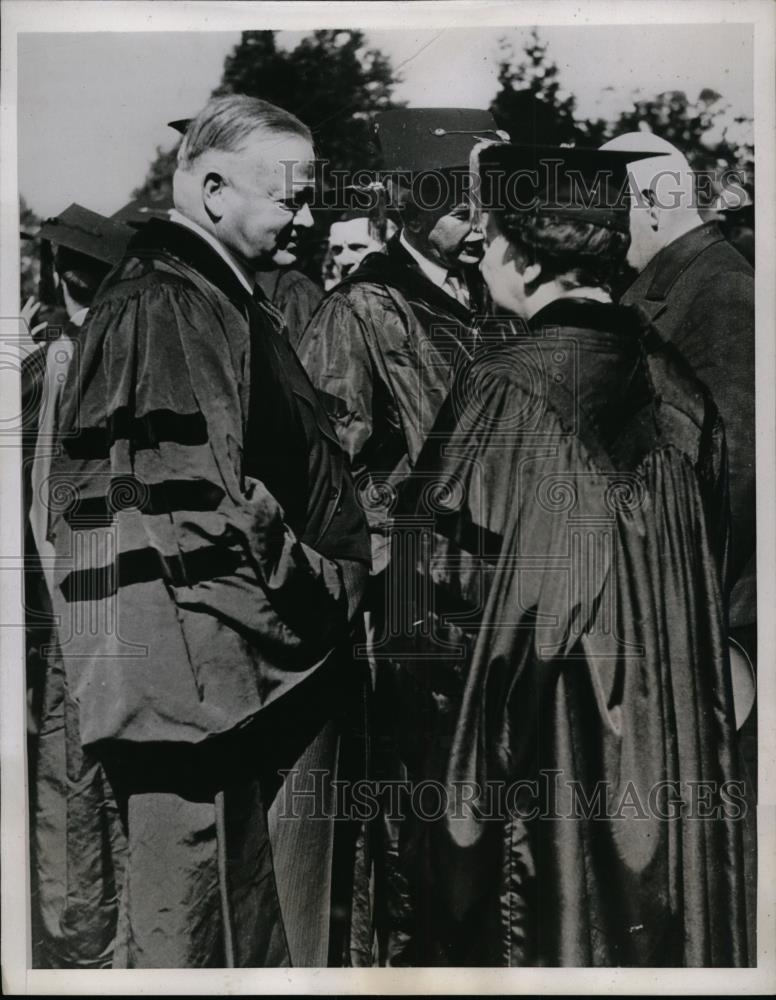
217, 132, 315, 266
423, 201, 474, 270
626, 196, 663, 272
396, 172, 474, 271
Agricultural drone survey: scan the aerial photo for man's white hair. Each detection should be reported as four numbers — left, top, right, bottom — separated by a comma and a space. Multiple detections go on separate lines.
177, 94, 312, 171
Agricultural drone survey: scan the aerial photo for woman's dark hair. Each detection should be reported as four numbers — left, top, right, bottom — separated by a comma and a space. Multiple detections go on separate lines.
493, 210, 630, 292
52, 244, 112, 307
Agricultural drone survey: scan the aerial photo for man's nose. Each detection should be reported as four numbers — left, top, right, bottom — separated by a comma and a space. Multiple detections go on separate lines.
293, 203, 314, 228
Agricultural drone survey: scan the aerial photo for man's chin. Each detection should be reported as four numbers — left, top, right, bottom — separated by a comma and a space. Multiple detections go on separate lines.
458, 250, 482, 266
272, 248, 298, 267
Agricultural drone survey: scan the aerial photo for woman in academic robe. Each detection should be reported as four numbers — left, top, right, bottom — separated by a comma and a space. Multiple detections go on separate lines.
383, 144, 749, 967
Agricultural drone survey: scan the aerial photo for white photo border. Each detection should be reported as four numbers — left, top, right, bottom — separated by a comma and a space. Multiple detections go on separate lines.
1, 1, 774, 994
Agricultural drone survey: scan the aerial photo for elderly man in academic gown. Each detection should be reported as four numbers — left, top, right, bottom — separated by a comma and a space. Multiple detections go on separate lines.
49, 95, 370, 968
166, 116, 323, 351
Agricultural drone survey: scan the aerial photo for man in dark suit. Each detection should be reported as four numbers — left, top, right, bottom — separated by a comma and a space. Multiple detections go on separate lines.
603, 133, 755, 662
604, 132, 757, 952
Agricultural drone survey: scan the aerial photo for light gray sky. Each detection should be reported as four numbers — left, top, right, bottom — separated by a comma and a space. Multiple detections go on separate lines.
18, 24, 753, 219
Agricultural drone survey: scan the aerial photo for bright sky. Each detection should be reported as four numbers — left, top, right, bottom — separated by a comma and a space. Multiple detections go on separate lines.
18, 24, 753, 219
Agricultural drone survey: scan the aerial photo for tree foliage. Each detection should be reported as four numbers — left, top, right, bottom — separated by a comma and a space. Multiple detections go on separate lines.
610, 88, 754, 189
489, 29, 609, 146
20, 194, 41, 302
217, 30, 400, 171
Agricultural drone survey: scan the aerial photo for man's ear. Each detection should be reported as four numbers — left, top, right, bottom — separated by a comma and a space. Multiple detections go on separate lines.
202, 171, 226, 221
503, 241, 541, 284
522, 261, 542, 286
643, 188, 660, 232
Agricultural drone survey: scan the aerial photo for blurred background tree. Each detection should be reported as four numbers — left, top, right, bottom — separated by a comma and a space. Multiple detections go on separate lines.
490, 28, 752, 180
610, 87, 754, 193
489, 28, 610, 146
20, 195, 41, 303
216, 30, 400, 172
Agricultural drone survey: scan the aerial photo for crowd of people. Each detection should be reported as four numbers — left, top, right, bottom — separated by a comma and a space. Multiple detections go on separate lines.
22, 93, 756, 968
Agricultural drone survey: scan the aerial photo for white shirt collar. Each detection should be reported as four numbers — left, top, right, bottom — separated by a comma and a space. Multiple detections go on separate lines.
69, 307, 89, 328
169, 209, 255, 295
399, 229, 450, 289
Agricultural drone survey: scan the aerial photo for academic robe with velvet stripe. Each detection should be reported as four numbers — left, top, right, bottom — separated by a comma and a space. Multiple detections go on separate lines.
383, 300, 748, 967
51, 219, 369, 748
48, 219, 371, 967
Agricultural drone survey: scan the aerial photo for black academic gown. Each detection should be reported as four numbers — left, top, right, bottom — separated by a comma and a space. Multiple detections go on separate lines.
297, 236, 481, 962
384, 299, 747, 967
23, 332, 126, 970
49, 219, 371, 967
255, 266, 323, 351
297, 235, 478, 575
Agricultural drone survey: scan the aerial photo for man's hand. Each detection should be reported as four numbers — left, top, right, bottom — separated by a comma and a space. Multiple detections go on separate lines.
20, 296, 47, 345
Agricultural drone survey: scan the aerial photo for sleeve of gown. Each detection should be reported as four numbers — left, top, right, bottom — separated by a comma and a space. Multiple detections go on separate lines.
75, 279, 359, 655
281, 274, 323, 351
297, 290, 376, 469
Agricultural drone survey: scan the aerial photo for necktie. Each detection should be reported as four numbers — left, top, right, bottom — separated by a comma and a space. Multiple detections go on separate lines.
252, 284, 286, 334
443, 272, 470, 309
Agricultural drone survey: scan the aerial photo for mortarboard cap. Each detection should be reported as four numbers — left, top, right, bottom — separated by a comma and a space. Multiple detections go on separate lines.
373, 108, 506, 175
477, 143, 668, 233
37, 203, 133, 264
168, 118, 191, 135
497, 91, 583, 146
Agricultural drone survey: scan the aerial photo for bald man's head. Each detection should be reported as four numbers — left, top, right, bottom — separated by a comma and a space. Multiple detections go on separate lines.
601, 132, 702, 272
